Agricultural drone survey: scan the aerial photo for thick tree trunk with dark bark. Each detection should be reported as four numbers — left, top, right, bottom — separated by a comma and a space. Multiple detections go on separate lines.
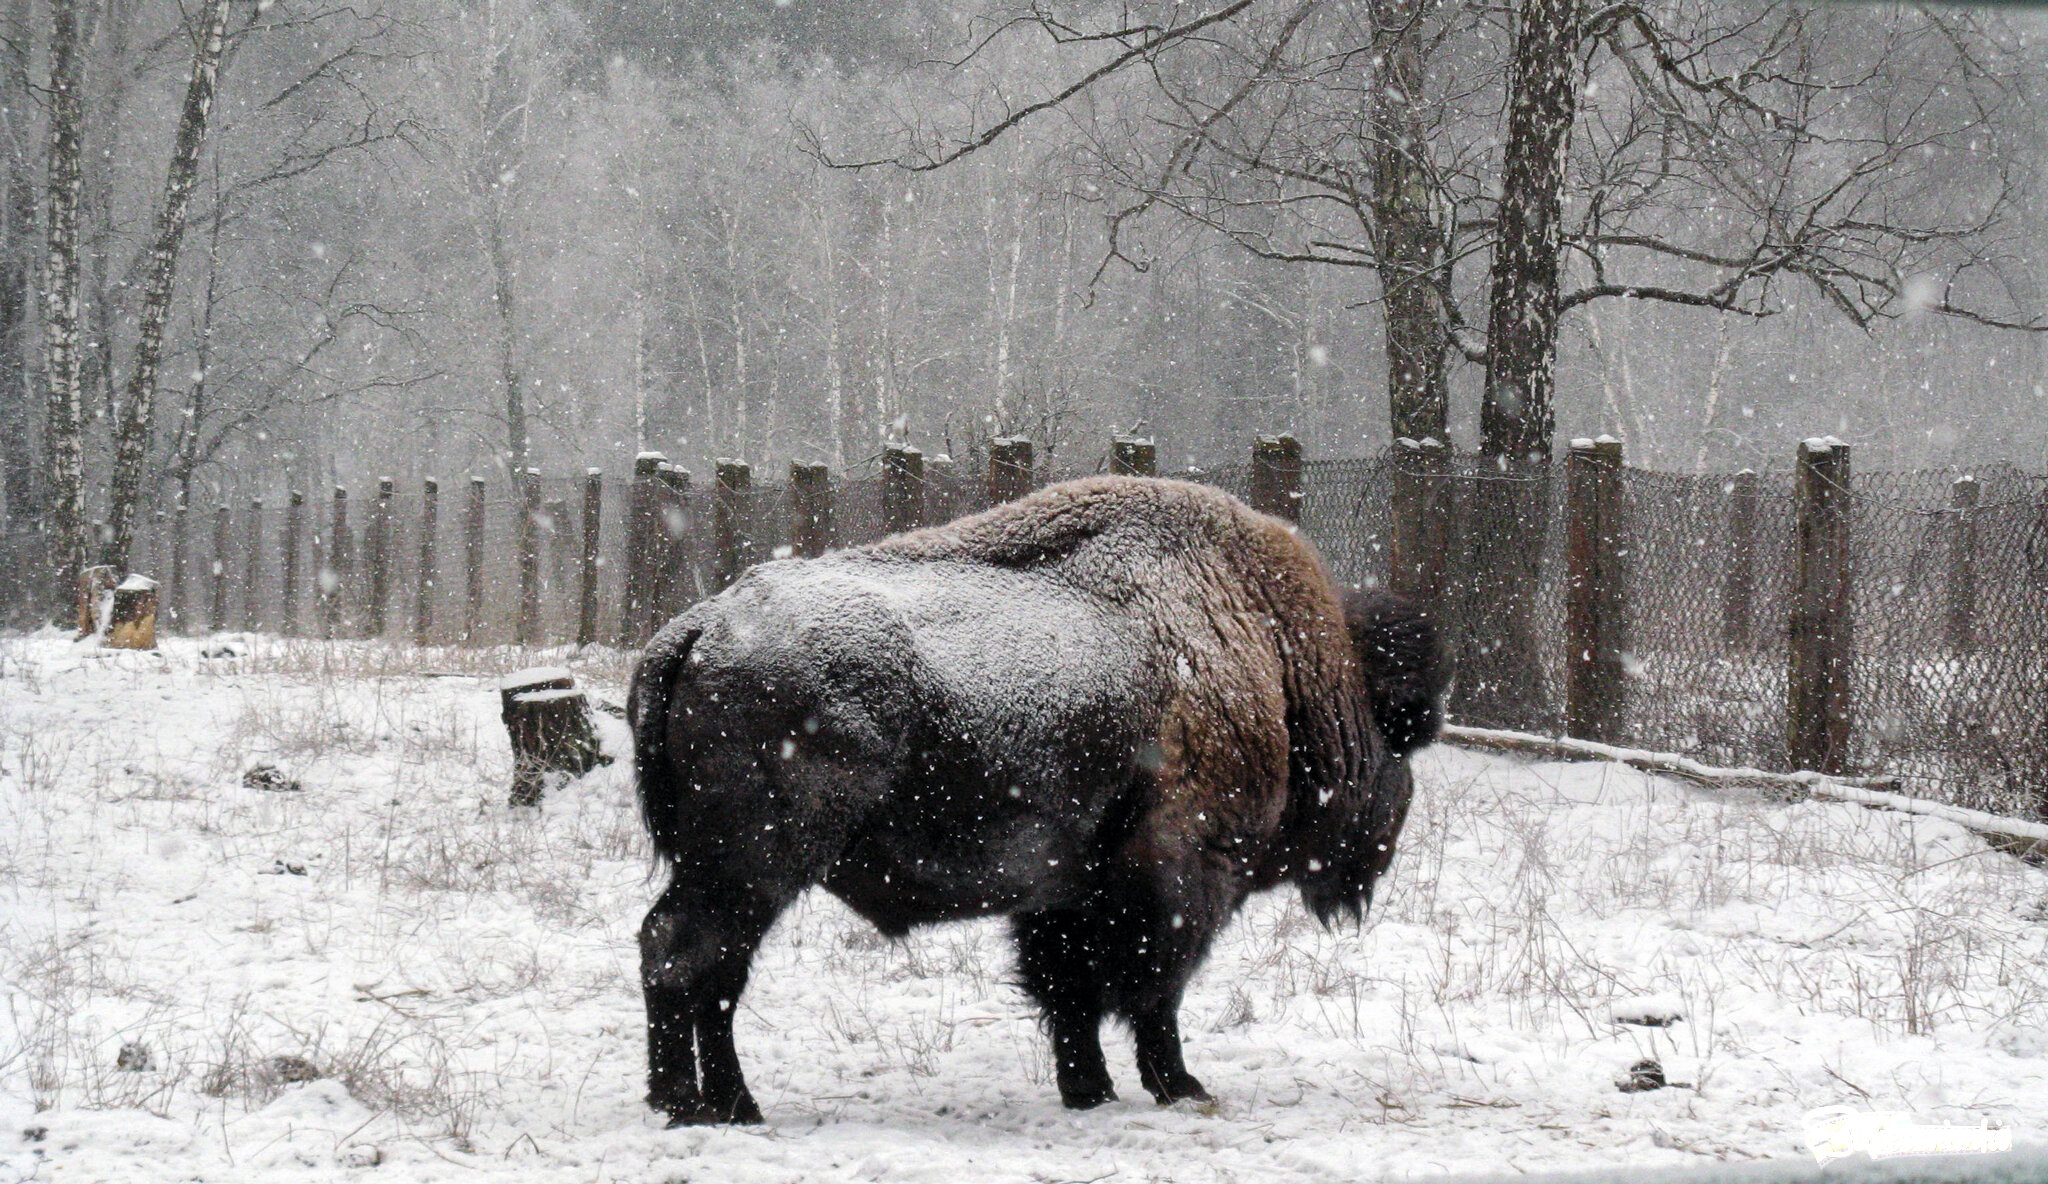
0, 0, 37, 529
1370, 0, 1450, 445
104, 0, 234, 571
40, 0, 87, 622
1454, 0, 1581, 732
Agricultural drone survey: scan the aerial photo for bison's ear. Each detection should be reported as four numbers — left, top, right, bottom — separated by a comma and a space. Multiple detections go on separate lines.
1342, 587, 1449, 756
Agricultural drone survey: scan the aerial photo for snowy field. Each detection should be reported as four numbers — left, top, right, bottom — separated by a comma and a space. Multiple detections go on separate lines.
4, 635, 2048, 1183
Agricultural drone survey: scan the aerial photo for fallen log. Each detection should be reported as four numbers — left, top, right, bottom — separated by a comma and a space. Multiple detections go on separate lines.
1438, 724, 2048, 862
499, 666, 611, 808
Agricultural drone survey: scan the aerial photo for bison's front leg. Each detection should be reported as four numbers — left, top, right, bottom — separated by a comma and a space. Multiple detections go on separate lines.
1014, 910, 1117, 1109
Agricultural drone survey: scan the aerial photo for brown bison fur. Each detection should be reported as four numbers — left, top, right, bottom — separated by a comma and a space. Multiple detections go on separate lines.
628, 475, 1443, 1124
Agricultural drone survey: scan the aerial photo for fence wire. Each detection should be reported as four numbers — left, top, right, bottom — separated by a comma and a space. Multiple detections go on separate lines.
24, 448, 2046, 817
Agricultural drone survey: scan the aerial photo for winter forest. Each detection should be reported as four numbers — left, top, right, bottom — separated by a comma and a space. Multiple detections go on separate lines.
3, 0, 2048, 601
10, 2, 2048, 1181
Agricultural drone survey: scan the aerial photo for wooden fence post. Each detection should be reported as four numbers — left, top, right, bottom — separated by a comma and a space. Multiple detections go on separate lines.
464, 476, 486, 642
1789, 438, 1853, 776
210, 503, 230, 630
1249, 433, 1304, 522
1947, 475, 1978, 651
924, 452, 956, 524
653, 462, 693, 622
241, 499, 263, 632
169, 501, 189, 634
790, 461, 832, 559
415, 477, 438, 646
281, 491, 304, 635
619, 453, 663, 646
1110, 435, 1157, 476
518, 469, 542, 646
881, 444, 923, 534
1389, 436, 1451, 604
1566, 437, 1628, 744
1722, 469, 1757, 646
365, 477, 393, 638
578, 469, 602, 648
987, 437, 1033, 504
714, 458, 753, 590
321, 487, 348, 639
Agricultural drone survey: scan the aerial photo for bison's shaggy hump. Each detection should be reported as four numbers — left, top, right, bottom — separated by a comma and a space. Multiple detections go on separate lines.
627, 475, 1440, 1123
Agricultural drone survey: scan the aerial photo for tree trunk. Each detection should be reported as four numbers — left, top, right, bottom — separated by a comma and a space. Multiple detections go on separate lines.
104, 0, 234, 570
1370, 0, 1450, 444
1455, 0, 1581, 731
40, 0, 87, 623
0, 0, 38, 529
1481, 0, 1579, 459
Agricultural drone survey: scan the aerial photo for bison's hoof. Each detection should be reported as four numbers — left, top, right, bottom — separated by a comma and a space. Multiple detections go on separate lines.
659, 1093, 764, 1127
1059, 1085, 1118, 1111
1143, 1071, 1212, 1106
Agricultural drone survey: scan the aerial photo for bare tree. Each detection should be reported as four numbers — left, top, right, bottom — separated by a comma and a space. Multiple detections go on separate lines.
41, 0, 87, 617
103, 0, 235, 570
0, 0, 38, 528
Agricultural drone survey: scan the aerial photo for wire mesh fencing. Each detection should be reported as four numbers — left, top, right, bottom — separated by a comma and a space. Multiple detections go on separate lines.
28, 441, 2046, 817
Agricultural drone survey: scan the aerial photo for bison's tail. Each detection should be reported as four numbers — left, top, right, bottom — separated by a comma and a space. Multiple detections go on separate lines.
627, 620, 702, 866
1343, 586, 1449, 756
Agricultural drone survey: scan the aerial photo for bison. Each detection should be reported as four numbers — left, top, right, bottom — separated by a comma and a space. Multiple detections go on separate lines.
627, 475, 1445, 1125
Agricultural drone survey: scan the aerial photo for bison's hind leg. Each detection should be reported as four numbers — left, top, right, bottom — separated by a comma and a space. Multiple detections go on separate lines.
1013, 910, 1118, 1110
1097, 856, 1236, 1107
641, 876, 784, 1126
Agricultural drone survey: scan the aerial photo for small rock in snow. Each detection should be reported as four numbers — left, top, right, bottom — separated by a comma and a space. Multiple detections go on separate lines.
269, 1055, 322, 1084
1612, 994, 1684, 1027
242, 764, 301, 792
116, 1042, 154, 1072
339, 1144, 383, 1168
1617, 1058, 1667, 1092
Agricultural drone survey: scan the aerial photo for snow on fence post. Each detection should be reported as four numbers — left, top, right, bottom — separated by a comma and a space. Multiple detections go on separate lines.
365, 477, 393, 638
209, 503, 230, 631
1249, 433, 1303, 523
517, 468, 542, 647
619, 453, 663, 646
320, 487, 348, 639
1110, 435, 1156, 476
414, 477, 438, 646
1390, 436, 1451, 605
577, 469, 602, 648
1722, 469, 1757, 646
1566, 436, 1628, 744
881, 444, 923, 534
714, 458, 753, 591
168, 501, 189, 634
241, 498, 263, 632
1789, 438, 1853, 777
790, 461, 831, 559
282, 490, 304, 635
1947, 474, 1978, 652
987, 437, 1033, 505
463, 476, 486, 642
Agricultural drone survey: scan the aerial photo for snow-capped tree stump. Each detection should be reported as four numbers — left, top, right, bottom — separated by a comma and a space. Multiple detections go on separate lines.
500, 667, 610, 807
76, 565, 120, 636
107, 575, 159, 649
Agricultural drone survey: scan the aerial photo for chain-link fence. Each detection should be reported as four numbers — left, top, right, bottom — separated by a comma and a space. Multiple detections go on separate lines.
13, 445, 2044, 816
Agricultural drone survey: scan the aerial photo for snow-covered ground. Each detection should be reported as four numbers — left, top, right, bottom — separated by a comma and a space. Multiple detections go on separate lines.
4, 634, 2046, 1183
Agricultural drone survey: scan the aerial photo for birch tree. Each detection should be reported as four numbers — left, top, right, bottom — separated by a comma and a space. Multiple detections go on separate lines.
103, 0, 235, 570
41, 0, 87, 616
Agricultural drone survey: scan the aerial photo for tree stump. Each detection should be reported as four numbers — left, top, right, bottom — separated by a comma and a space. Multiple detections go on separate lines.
76, 564, 120, 637
107, 575, 160, 650
500, 666, 610, 807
